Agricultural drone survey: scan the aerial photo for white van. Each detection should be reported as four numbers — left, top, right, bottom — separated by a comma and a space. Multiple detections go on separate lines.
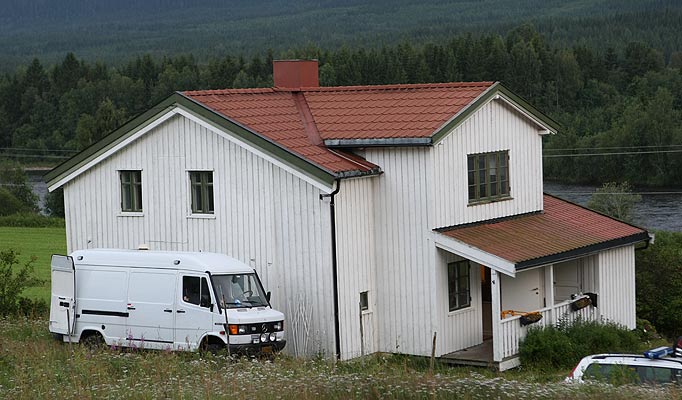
48, 249, 286, 354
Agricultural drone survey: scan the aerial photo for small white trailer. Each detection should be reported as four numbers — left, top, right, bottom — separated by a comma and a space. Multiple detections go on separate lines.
48, 248, 286, 354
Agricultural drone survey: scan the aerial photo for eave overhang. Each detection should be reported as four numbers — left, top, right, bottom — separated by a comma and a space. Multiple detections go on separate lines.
45, 92, 382, 192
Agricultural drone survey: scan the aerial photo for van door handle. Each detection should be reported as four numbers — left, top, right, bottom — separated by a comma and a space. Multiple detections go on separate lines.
177, 310, 186, 314
164, 309, 173, 313
127, 306, 136, 310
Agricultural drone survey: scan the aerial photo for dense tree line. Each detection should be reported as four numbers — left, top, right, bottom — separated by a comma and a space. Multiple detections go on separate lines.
0, 25, 681, 185
0, 1, 680, 70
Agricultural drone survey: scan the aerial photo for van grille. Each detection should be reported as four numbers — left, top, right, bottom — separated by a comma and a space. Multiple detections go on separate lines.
241, 321, 283, 333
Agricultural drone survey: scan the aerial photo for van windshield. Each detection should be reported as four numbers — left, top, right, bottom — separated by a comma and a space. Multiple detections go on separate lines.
212, 273, 268, 309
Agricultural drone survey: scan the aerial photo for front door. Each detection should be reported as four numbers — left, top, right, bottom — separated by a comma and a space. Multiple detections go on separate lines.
175, 274, 215, 350
500, 268, 544, 312
126, 270, 177, 350
49, 255, 76, 335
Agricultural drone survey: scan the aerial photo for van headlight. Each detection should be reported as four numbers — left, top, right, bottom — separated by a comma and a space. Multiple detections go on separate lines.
260, 333, 268, 342
269, 332, 277, 342
273, 321, 283, 331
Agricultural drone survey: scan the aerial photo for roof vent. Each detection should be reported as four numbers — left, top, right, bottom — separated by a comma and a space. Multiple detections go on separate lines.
273, 59, 319, 90
138, 244, 150, 250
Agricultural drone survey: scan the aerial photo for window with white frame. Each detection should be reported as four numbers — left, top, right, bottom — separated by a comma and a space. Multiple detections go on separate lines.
189, 171, 214, 214
448, 260, 471, 311
120, 170, 142, 212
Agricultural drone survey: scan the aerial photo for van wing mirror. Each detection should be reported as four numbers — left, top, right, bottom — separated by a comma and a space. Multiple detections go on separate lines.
266, 291, 271, 303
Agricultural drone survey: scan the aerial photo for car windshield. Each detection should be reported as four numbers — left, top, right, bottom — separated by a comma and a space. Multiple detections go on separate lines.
212, 273, 268, 309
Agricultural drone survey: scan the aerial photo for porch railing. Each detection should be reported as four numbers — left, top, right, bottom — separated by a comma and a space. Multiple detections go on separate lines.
498, 295, 599, 359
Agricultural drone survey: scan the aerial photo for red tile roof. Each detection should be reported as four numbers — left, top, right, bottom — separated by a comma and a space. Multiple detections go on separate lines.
183, 82, 493, 175
438, 194, 649, 270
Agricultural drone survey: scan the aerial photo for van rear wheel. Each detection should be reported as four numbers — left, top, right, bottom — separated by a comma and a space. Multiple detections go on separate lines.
81, 332, 105, 350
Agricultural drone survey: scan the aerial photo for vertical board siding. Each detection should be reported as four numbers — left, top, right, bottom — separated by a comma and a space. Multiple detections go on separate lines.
364, 147, 434, 356
598, 245, 636, 329
432, 100, 544, 228
64, 114, 335, 357
335, 176, 378, 359
436, 250, 482, 356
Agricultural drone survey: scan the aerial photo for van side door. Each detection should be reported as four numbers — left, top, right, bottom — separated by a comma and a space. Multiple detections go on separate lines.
126, 270, 177, 350
175, 274, 216, 350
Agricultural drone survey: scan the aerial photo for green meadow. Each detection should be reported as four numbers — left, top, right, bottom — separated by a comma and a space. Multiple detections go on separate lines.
0, 226, 67, 302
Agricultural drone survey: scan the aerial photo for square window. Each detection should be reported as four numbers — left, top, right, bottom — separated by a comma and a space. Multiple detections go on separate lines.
189, 171, 214, 214
467, 150, 510, 203
120, 170, 142, 212
448, 260, 471, 312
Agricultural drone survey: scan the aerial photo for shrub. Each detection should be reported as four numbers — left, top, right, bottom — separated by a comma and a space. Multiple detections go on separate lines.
0, 249, 44, 316
636, 231, 682, 338
0, 188, 26, 216
519, 319, 640, 369
0, 213, 65, 227
0, 160, 38, 213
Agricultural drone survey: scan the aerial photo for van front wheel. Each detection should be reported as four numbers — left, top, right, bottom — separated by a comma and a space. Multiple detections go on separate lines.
200, 339, 224, 355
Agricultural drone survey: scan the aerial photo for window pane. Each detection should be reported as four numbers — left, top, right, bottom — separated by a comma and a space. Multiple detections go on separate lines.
193, 185, 202, 212
207, 184, 214, 213
467, 171, 475, 186
183, 276, 201, 305
468, 185, 476, 200
478, 156, 486, 171
200, 278, 211, 308
467, 156, 474, 171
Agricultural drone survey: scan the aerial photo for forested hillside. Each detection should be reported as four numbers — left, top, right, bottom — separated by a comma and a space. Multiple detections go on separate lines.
0, 0, 680, 69
1, 25, 680, 186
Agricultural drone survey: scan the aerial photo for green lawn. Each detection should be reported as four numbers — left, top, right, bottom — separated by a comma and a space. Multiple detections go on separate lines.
0, 226, 67, 302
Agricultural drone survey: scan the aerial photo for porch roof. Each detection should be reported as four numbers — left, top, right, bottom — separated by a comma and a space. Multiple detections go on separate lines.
435, 194, 650, 273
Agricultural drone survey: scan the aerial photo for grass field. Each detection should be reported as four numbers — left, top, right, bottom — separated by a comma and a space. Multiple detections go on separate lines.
0, 318, 678, 400
0, 227, 67, 302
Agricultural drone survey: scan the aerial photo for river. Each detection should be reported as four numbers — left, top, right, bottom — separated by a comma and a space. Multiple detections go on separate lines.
27, 171, 681, 232
544, 182, 682, 232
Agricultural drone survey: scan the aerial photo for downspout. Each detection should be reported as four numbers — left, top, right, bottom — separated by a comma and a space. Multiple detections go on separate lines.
320, 178, 342, 359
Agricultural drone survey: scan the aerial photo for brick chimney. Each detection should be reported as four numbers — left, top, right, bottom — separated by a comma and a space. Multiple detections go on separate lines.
273, 59, 319, 89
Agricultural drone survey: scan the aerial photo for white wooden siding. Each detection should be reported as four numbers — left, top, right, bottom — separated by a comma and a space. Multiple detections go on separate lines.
63, 114, 335, 356
364, 147, 434, 356
598, 245, 636, 329
436, 250, 482, 356
335, 176, 378, 359
432, 99, 544, 228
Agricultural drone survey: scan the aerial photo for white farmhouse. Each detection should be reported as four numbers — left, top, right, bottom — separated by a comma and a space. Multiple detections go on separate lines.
46, 60, 649, 369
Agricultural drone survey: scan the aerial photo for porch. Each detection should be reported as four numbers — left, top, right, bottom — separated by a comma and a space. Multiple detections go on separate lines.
432, 195, 648, 370
440, 285, 599, 371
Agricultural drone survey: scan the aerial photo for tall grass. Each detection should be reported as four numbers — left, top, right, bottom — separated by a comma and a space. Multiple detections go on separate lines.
0, 318, 678, 399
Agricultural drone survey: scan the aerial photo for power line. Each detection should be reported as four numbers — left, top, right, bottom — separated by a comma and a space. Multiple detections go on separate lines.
548, 191, 682, 195
0, 147, 77, 153
543, 149, 682, 158
544, 144, 682, 152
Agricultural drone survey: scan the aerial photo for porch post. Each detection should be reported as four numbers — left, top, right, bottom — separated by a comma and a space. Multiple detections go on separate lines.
545, 264, 555, 324
491, 269, 503, 362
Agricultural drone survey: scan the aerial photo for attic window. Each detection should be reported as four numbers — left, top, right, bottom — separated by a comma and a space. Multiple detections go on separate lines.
189, 171, 214, 214
467, 150, 510, 203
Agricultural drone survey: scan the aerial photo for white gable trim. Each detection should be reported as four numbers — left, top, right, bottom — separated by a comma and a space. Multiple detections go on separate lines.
432, 231, 516, 277
49, 106, 334, 193
493, 93, 554, 135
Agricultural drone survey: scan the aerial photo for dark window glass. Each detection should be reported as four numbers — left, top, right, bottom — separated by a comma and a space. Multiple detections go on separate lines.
120, 170, 142, 212
190, 171, 215, 214
183, 276, 212, 309
448, 260, 471, 312
360, 291, 369, 311
466, 151, 510, 202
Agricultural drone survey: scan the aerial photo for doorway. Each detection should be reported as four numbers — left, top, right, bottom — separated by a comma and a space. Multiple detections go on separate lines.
481, 266, 492, 340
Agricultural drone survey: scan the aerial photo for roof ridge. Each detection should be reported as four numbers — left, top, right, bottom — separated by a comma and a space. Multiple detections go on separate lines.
299, 81, 495, 92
